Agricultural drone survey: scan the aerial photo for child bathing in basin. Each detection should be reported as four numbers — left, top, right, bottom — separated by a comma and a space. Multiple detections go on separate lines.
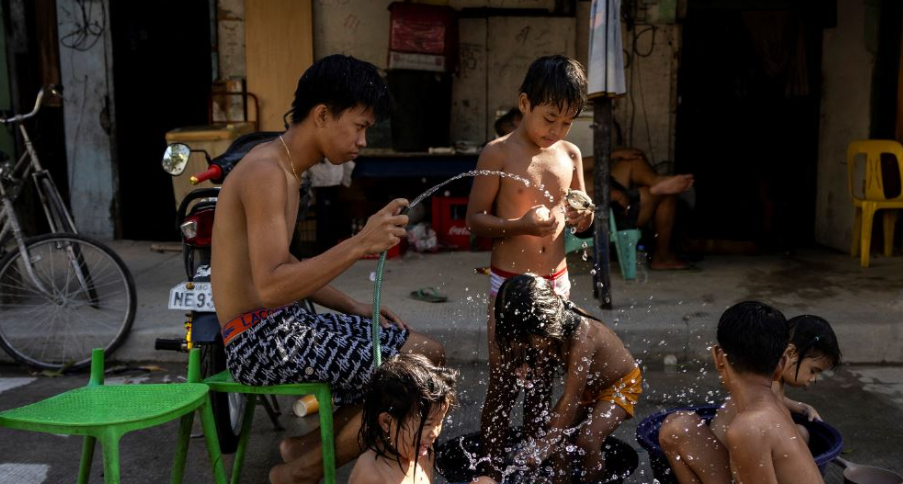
659, 303, 838, 484
350, 354, 496, 484
493, 273, 640, 484
466, 54, 595, 481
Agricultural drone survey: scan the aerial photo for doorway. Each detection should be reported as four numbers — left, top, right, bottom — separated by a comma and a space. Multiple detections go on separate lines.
675, 0, 828, 250
109, 0, 212, 240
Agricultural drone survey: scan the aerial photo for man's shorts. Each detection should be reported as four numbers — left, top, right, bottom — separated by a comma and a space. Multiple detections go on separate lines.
611, 177, 641, 230
223, 302, 409, 406
489, 266, 571, 299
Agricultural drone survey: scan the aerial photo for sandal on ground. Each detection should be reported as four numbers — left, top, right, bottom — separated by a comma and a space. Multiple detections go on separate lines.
410, 287, 448, 303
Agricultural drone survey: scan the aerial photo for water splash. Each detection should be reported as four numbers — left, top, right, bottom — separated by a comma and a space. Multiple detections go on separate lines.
409, 170, 536, 209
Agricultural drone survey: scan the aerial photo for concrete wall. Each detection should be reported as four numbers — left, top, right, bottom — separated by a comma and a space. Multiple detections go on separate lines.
815, 0, 875, 251
217, 0, 245, 79
56, 0, 117, 239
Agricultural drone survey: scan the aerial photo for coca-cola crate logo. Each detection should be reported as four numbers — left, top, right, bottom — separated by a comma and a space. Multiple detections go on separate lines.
447, 225, 470, 236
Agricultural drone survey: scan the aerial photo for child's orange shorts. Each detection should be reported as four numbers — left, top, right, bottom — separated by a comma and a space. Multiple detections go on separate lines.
580, 366, 643, 418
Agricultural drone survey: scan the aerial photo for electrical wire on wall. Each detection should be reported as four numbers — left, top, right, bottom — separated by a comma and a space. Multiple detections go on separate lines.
620, 0, 660, 167
59, 0, 106, 52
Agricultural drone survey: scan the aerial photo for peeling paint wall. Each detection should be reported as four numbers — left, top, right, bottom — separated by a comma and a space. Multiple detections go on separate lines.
815, 0, 874, 251
217, 0, 245, 79
56, 0, 116, 238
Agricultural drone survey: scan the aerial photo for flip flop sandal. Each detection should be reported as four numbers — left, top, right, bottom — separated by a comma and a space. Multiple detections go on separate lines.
410, 287, 448, 303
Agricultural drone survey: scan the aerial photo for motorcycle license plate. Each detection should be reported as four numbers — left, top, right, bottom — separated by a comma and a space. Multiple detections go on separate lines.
168, 282, 215, 312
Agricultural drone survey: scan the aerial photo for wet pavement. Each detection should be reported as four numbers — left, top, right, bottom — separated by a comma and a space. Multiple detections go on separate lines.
0, 358, 900, 483
1, 241, 902, 482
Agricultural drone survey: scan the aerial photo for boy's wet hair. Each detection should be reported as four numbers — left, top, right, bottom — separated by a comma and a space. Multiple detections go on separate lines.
358, 353, 457, 474
717, 301, 788, 377
290, 54, 393, 124
787, 315, 842, 378
519, 55, 587, 116
494, 273, 598, 368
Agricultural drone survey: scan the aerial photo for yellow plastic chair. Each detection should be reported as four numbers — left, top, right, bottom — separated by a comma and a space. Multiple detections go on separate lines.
848, 140, 903, 267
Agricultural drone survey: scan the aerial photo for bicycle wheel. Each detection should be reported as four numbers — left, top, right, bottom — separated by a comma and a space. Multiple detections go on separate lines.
201, 339, 245, 454
0, 233, 136, 370
41, 178, 77, 234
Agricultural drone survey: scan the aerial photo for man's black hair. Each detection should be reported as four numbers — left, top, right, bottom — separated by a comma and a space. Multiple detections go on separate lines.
716, 301, 788, 377
290, 54, 393, 124
519, 55, 587, 115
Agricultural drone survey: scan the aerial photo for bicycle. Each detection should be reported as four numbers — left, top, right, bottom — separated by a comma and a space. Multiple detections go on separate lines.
0, 85, 136, 371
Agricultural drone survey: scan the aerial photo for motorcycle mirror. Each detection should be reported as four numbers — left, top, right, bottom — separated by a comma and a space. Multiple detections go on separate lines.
162, 143, 191, 176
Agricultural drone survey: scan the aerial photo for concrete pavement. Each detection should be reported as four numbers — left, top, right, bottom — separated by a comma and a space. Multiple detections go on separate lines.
31, 240, 903, 366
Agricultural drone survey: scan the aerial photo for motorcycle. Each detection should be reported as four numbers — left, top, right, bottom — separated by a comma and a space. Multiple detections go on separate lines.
157, 131, 315, 453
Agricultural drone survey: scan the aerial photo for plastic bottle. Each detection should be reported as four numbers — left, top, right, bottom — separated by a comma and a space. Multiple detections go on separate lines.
635, 244, 649, 284
293, 394, 320, 417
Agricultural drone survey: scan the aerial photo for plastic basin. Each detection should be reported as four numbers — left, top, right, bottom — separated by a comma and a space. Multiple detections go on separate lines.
635, 404, 844, 483
436, 427, 638, 484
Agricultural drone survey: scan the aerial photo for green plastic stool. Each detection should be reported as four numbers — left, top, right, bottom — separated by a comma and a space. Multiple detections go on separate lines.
202, 372, 336, 484
0, 348, 227, 484
609, 209, 642, 280
562, 210, 640, 280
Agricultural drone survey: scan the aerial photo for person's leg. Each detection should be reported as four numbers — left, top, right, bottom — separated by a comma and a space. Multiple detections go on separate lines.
278, 405, 361, 462
547, 405, 590, 484
523, 362, 554, 440
634, 187, 687, 270
480, 297, 521, 479
612, 155, 694, 196
397, 330, 446, 365
576, 403, 628, 483
658, 412, 731, 484
270, 407, 364, 484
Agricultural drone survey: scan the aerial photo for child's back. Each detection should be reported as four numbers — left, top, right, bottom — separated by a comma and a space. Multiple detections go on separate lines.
727, 393, 823, 483
713, 301, 824, 484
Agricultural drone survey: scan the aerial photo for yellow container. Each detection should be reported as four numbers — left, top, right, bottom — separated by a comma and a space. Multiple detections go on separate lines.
293, 394, 320, 417
164, 122, 255, 209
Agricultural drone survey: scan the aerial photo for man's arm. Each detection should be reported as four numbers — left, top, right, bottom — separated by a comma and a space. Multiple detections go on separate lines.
308, 284, 407, 329
243, 162, 407, 308
725, 416, 779, 484
466, 145, 555, 238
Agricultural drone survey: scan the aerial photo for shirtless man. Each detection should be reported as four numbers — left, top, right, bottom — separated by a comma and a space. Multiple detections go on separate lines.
712, 301, 823, 484
211, 54, 444, 484
465, 55, 595, 480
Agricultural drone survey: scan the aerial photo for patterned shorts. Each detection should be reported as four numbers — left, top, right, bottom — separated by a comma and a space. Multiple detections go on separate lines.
223, 302, 409, 406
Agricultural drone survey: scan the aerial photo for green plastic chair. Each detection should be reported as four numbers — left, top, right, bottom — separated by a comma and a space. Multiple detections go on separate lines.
563, 210, 641, 280
0, 348, 227, 484
201, 372, 336, 484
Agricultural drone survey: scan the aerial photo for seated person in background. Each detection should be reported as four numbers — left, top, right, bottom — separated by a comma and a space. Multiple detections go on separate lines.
610, 147, 695, 270
493, 107, 523, 138
660, 313, 840, 483
495, 274, 640, 484
661, 301, 824, 484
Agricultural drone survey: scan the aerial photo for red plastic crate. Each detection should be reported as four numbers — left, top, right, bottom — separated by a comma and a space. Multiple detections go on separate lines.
431, 196, 490, 251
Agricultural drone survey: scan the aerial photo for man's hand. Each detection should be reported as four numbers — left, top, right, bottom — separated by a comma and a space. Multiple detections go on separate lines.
565, 204, 594, 232
797, 402, 822, 422
518, 205, 558, 237
355, 199, 409, 255
349, 301, 409, 331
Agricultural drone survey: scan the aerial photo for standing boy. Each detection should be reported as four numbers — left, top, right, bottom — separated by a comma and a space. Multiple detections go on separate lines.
466, 55, 594, 479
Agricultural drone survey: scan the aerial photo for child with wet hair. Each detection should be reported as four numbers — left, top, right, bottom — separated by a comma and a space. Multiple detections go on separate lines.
492, 273, 640, 484
350, 353, 482, 484
659, 303, 838, 484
